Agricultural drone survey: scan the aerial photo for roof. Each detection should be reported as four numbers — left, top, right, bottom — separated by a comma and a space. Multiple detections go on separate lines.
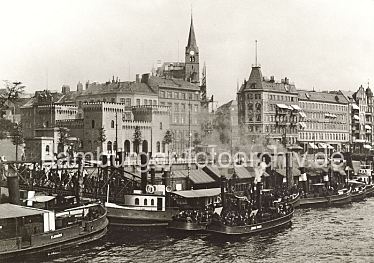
82, 81, 156, 96
298, 90, 348, 104
187, 16, 198, 50
173, 168, 215, 184
172, 188, 221, 198
0, 203, 47, 219
148, 76, 200, 92
239, 66, 297, 94
231, 166, 255, 179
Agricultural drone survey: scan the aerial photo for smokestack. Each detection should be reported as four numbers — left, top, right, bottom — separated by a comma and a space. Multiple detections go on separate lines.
140, 153, 148, 193
163, 169, 171, 187
7, 175, 20, 205
220, 175, 226, 208
136, 74, 140, 83
141, 73, 150, 84
150, 165, 156, 185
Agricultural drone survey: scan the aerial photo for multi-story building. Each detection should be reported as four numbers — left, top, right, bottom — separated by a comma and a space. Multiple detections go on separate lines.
237, 65, 300, 146
297, 90, 350, 152
351, 85, 373, 153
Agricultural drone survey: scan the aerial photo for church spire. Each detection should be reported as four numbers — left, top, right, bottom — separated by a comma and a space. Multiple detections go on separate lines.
187, 14, 197, 50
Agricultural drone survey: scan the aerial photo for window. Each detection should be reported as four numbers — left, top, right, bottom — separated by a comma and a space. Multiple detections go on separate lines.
160, 91, 165, 98
194, 104, 198, 112
160, 122, 163, 130
153, 100, 157, 105
181, 104, 186, 112
91, 120, 95, 128
181, 93, 186, 100
195, 93, 199, 100
120, 98, 125, 103
144, 199, 148, 206
125, 98, 131, 107
167, 92, 172, 98
149, 100, 152, 106
188, 93, 192, 100
111, 98, 115, 103
111, 120, 115, 128
144, 99, 148, 105
46, 145, 50, 154
136, 99, 141, 106
174, 92, 179, 99
175, 103, 179, 111
151, 199, 154, 206
135, 198, 139, 205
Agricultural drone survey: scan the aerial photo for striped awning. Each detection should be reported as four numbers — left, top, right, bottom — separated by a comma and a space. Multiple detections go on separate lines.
276, 104, 290, 110
299, 122, 307, 129
291, 105, 302, 111
318, 143, 328, 149
299, 111, 307, 118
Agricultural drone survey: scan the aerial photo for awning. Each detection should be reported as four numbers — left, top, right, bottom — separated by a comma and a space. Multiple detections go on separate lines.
299, 122, 307, 129
363, 144, 372, 149
172, 188, 221, 198
276, 104, 290, 109
353, 115, 360, 120
352, 104, 359, 110
232, 166, 255, 179
173, 169, 215, 184
318, 143, 328, 149
27, 195, 56, 203
291, 105, 302, 111
326, 144, 334, 150
0, 203, 47, 219
308, 142, 318, 149
299, 111, 307, 118
365, 125, 372, 130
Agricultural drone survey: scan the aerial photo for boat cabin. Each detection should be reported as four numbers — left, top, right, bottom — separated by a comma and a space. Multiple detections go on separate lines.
171, 188, 221, 209
120, 185, 167, 212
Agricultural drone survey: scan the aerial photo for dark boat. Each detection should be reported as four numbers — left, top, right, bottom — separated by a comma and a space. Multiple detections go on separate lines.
281, 193, 300, 208
206, 208, 293, 236
364, 184, 374, 197
299, 184, 351, 208
0, 202, 108, 260
205, 179, 294, 236
105, 185, 179, 229
167, 188, 221, 232
348, 180, 367, 202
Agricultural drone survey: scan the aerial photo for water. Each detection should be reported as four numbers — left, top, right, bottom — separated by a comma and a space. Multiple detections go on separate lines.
15, 200, 374, 263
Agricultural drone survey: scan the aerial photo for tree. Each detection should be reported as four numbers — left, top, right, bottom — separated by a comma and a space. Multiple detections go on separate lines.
133, 126, 142, 154
10, 122, 24, 161
97, 127, 107, 151
192, 132, 202, 147
57, 127, 70, 154
163, 130, 173, 157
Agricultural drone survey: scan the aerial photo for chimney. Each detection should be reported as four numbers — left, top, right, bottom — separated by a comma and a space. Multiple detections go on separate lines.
270, 76, 275, 83
141, 73, 150, 84
61, 85, 70, 94
77, 81, 83, 93
85, 80, 90, 90
136, 74, 140, 83
285, 77, 289, 84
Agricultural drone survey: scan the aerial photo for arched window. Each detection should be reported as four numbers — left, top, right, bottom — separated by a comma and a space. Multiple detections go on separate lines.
156, 141, 160, 152
124, 140, 130, 153
107, 141, 112, 152
162, 142, 166, 153
151, 199, 154, 206
45, 145, 50, 154
144, 199, 147, 206
135, 198, 139, 205
111, 120, 115, 128
91, 120, 95, 128
113, 141, 117, 151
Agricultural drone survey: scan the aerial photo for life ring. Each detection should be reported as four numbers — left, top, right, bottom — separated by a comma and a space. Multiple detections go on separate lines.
166, 186, 172, 192
146, 184, 155, 194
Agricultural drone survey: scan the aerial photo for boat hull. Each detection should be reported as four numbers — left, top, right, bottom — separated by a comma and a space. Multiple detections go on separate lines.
299, 192, 351, 208
167, 220, 207, 232
0, 211, 108, 260
106, 205, 179, 229
351, 191, 366, 202
365, 185, 374, 198
282, 194, 300, 208
206, 211, 293, 236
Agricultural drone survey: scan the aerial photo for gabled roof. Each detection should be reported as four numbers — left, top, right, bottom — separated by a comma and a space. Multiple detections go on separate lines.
173, 168, 215, 184
240, 66, 297, 93
82, 81, 156, 96
298, 90, 348, 104
148, 76, 200, 92
0, 203, 47, 219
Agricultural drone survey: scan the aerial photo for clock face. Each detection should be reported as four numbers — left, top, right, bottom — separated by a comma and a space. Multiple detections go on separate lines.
189, 50, 195, 56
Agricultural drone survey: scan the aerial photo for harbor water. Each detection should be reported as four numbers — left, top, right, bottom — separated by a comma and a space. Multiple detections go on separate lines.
17, 199, 374, 263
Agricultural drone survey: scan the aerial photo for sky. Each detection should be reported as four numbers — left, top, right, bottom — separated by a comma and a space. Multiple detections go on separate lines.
0, 0, 373, 106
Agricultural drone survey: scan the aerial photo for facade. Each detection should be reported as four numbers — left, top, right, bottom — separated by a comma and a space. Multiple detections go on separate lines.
237, 65, 300, 146
297, 91, 350, 152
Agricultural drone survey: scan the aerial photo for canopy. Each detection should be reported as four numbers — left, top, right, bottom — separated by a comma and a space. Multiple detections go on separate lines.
353, 115, 360, 120
318, 143, 328, 149
172, 188, 221, 199
365, 125, 372, 130
352, 104, 359, 110
291, 105, 302, 111
0, 203, 47, 219
299, 111, 307, 118
363, 144, 372, 149
276, 104, 290, 110
308, 142, 318, 149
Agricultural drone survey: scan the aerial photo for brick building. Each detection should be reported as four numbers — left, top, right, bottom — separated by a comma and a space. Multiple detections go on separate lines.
237, 65, 301, 146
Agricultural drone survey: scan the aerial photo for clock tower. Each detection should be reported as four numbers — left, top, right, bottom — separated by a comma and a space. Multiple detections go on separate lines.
185, 15, 199, 84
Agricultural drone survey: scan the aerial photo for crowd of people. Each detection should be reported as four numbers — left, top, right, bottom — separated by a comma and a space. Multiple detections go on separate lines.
173, 208, 213, 223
